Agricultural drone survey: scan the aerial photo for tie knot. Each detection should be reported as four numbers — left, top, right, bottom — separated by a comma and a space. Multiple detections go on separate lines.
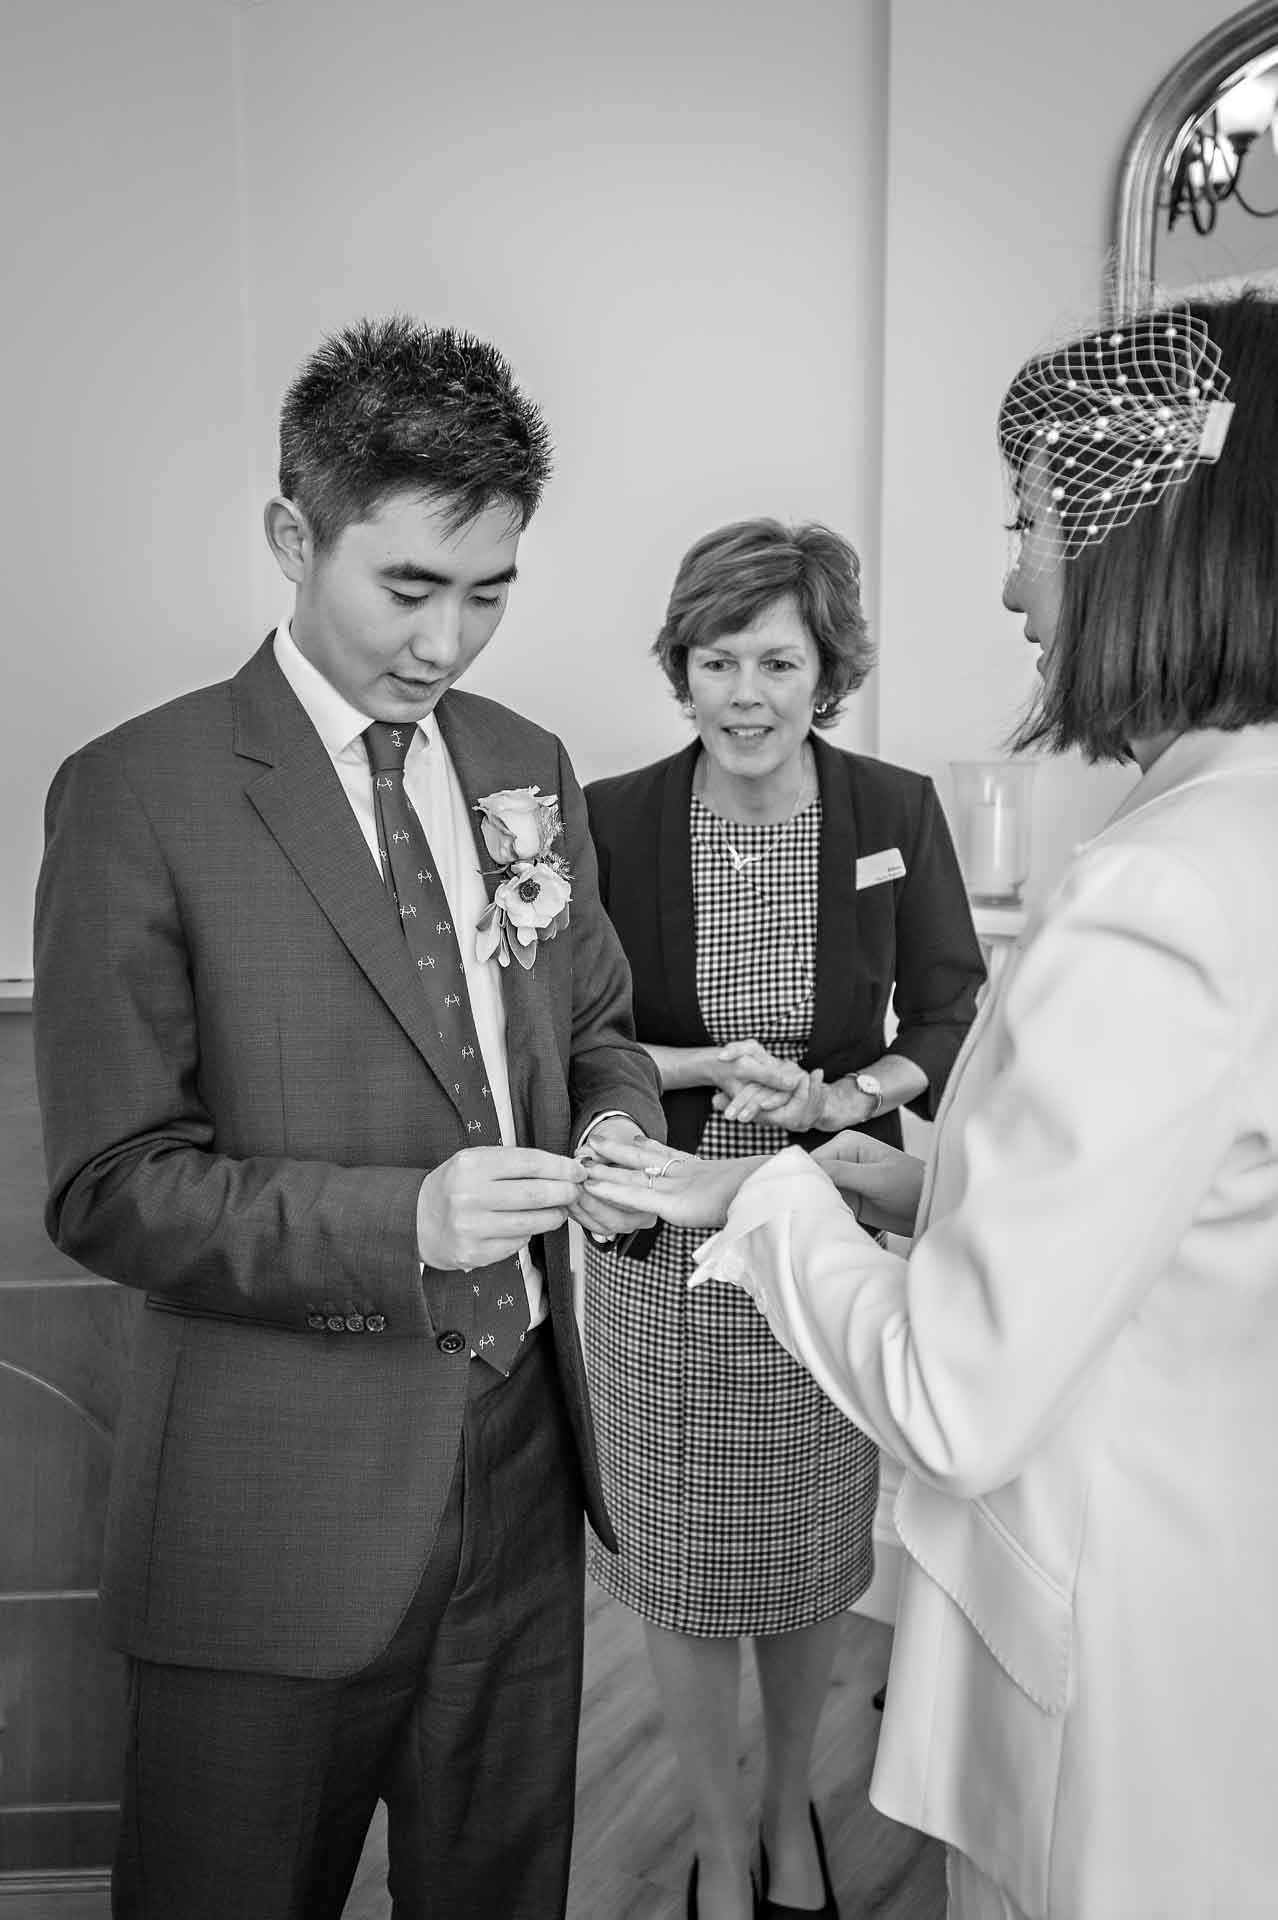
363, 721, 415, 774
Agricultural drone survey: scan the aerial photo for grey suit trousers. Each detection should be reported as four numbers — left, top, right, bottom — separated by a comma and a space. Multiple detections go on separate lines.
111, 1324, 586, 1920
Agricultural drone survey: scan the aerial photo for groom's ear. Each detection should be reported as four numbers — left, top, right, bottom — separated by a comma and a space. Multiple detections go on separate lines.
264, 496, 314, 584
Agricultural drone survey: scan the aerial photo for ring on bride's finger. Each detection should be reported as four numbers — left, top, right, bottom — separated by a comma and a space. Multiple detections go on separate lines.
642, 1163, 663, 1190
659, 1158, 677, 1178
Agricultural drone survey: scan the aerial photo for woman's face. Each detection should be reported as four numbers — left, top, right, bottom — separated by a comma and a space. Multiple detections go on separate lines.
686, 596, 823, 784
1001, 449, 1066, 676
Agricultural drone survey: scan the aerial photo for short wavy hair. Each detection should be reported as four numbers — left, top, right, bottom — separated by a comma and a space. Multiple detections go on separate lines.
1002, 290, 1278, 762
278, 316, 553, 550
652, 519, 874, 729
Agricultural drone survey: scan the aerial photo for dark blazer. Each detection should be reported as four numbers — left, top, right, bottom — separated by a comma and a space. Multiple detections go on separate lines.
585, 734, 983, 1191
33, 637, 664, 1678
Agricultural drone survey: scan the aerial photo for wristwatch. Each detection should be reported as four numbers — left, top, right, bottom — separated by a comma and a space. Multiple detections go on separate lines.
853, 1071, 884, 1119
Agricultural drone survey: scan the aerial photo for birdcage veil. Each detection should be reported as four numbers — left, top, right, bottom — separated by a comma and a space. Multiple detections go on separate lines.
998, 303, 1235, 576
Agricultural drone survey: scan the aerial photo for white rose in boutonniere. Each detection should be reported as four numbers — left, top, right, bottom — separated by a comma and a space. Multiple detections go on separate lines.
474, 787, 572, 971
475, 786, 560, 864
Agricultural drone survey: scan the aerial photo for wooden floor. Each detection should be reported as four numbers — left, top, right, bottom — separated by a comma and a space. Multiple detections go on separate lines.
344, 1582, 945, 1919
7, 1585, 943, 1919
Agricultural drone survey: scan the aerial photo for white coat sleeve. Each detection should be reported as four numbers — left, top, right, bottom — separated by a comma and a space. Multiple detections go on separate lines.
692, 843, 1241, 1496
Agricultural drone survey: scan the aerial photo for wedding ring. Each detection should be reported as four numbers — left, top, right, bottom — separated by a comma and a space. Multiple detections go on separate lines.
643, 1164, 662, 1190
659, 1158, 676, 1178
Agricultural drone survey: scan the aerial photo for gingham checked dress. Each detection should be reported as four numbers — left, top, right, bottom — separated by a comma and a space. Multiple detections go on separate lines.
584, 792, 878, 1634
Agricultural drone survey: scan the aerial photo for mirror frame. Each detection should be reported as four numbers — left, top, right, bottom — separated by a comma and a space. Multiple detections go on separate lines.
1112, 0, 1278, 316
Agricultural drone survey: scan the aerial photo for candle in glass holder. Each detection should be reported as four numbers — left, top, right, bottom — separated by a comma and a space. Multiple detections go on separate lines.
964, 795, 1018, 899
950, 760, 1035, 905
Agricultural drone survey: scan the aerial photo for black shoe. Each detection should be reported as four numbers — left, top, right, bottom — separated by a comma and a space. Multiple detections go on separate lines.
758, 1803, 839, 1919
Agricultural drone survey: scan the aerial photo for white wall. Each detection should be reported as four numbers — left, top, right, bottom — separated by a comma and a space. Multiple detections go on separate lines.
877, 0, 1241, 901
1, 0, 253, 977
1, 0, 887, 978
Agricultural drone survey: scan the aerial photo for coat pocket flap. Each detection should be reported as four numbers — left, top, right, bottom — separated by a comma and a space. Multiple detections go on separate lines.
894, 1474, 1072, 1714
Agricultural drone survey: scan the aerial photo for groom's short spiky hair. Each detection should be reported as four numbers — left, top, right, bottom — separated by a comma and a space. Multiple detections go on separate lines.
278, 316, 554, 549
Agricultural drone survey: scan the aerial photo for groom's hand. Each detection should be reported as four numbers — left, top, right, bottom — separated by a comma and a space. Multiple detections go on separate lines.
416, 1146, 587, 1271
571, 1116, 657, 1239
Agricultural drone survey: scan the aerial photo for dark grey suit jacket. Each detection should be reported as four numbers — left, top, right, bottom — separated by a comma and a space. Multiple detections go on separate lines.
34, 637, 663, 1678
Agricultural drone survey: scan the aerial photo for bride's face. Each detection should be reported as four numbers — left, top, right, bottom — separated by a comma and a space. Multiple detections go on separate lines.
1002, 449, 1066, 678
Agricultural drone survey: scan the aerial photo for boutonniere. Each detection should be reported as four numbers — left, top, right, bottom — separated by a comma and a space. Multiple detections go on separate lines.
474, 786, 572, 971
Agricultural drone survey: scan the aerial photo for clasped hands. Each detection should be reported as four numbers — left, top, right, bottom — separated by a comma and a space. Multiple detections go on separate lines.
710, 1039, 875, 1132
414, 1119, 656, 1271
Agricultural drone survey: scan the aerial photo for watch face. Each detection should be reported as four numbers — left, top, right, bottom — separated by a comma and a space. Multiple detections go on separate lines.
857, 1074, 882, 1096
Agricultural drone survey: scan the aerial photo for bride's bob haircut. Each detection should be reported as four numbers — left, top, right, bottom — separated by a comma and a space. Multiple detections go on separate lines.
1005, 290, 1278, 764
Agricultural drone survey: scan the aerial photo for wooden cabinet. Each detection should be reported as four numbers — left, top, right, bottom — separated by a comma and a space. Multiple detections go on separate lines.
0, 1005, 131, 1909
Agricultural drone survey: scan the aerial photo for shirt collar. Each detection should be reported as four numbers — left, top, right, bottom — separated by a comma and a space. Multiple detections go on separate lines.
272, 622, 435, 762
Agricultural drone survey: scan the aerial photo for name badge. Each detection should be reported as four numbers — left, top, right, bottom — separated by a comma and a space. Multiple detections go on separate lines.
855, 846, 906, 889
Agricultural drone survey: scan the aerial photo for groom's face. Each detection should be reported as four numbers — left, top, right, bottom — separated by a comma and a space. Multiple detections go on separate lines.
292, 489, 522, 722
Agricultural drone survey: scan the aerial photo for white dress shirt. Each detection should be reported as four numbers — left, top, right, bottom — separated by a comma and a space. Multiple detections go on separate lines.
273, 624, 546, 1328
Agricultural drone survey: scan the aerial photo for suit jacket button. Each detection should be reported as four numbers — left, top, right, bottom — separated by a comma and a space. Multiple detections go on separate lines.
306, 1313, 327, 1332
345, 1313, 365, 1333
437, 1329, 466, 1355
326, 1315, 346, 1332
365, 1314, 387, 1333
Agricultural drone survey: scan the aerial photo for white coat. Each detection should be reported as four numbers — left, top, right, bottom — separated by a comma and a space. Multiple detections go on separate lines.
696, 725, 1278, 1919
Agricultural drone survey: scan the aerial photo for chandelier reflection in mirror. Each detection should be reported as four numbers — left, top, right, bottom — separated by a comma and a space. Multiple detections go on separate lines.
1167, 59, 1278, 233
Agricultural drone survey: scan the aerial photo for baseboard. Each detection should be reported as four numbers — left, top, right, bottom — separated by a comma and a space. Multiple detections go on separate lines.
0, 1869, 110, 1915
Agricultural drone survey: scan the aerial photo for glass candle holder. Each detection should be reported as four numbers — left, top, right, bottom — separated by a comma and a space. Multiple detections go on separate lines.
949, 760, 1036, 906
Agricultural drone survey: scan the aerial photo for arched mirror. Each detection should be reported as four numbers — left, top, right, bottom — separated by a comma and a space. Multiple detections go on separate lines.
1113, 1, 1278, 315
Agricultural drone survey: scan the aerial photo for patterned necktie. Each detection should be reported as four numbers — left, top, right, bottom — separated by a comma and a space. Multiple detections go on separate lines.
364, 720, 530, 1375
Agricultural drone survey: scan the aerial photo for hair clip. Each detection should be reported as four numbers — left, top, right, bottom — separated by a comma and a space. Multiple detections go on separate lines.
1197, 399, 1235, 462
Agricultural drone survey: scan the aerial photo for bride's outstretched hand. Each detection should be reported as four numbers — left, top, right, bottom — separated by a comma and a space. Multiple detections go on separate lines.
811, 1131, 925, 1238
582, 1136, 770, 1232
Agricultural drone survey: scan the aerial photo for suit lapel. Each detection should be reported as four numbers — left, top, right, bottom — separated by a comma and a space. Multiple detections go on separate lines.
231, 641, 472, 1116
657, 741, 709, 1043
805, 734, 860, 1067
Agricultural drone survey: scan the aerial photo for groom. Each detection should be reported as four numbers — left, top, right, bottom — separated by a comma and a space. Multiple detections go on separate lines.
33, 317, 662, 1919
